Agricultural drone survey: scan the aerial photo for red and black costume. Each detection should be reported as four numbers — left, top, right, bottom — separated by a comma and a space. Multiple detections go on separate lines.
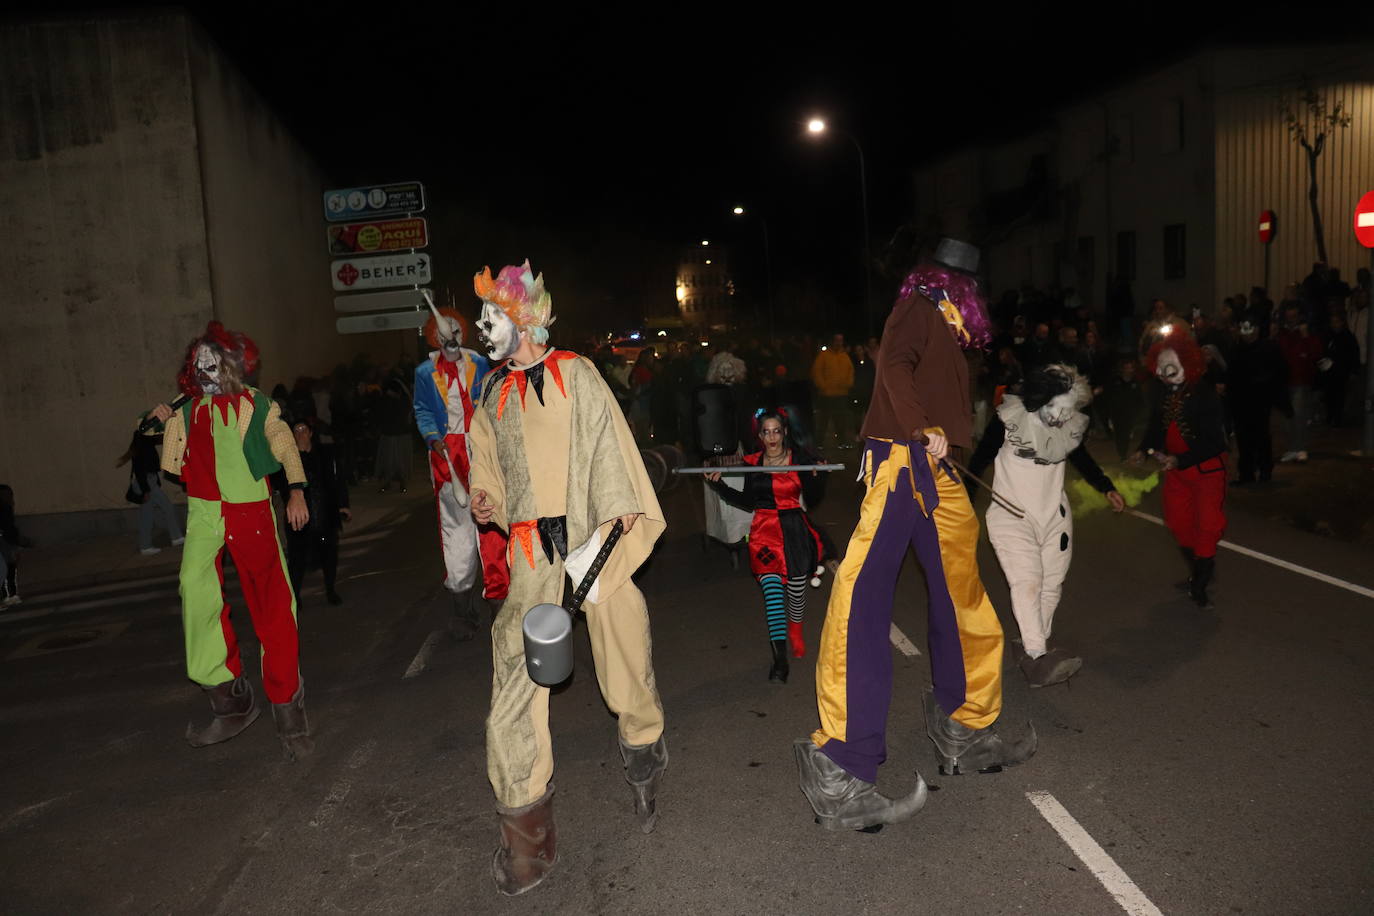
1141, 329, 1228, 607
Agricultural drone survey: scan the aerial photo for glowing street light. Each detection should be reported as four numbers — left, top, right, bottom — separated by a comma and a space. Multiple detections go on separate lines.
701, 239, 710, 246
805, 112, 872, 335
732, 206, 745, 215
807, 117, 827, 134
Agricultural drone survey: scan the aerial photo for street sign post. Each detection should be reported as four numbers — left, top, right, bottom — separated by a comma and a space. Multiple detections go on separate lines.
334, 288, 432, 313
331, 253, 431, 292
336, 311, 428, 335
1259, 209, 1276, 293
326, 218, 427, 256
1355, 191, 1374, 455
323, 182, 425, 222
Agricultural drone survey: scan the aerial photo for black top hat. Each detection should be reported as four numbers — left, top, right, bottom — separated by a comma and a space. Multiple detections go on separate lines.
933, 237, 980, 274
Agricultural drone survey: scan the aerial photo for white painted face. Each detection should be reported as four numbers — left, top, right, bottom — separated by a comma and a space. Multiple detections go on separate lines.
194, 344, 224, 394
435, 316, 463, 360
1037, 391, 1076, 428
1155, 348, 1184, 387
477, 302, 519, 361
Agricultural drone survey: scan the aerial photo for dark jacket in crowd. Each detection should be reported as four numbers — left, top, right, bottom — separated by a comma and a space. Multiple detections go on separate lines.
1227, 337, 1288, 411
1139, 381, 1228, 469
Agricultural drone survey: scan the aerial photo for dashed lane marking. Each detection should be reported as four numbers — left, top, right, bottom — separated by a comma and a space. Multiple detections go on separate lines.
1126, 509, 1374, 600
1027, 790, 1164, 916
889, 622, 921, 656
403, 629, 445, 679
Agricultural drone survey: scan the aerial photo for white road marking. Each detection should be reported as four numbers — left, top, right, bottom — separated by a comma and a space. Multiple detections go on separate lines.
308, 740, 377, 829
889, 622, 921, 656
1026, 790, 1164, 916
1126, 509, 1374, 600
0, 590, 176, 623
403, 629, 445, 679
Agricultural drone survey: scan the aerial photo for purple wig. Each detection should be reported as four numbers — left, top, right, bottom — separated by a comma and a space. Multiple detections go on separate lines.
898, 263, 993, 350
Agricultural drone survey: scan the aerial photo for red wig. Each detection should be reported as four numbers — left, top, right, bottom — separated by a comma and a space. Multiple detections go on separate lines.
177, 321, 260, 396
1144, 325, 1205, 385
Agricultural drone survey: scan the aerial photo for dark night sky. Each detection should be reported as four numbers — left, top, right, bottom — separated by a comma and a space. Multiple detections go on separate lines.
25, 4, 1365, 326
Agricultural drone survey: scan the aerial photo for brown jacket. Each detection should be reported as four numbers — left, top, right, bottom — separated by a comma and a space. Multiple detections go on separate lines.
860, 290, 973, 449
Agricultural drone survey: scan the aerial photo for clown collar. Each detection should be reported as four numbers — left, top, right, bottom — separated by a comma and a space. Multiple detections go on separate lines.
483, 348, 578, 420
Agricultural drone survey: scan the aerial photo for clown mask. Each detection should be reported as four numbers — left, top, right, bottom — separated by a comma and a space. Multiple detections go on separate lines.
1037, 392, 1077, 428
194, 344, 224, 394
478, 301, 520, 361
435, 315, 464, 362
1155, 348, 1184, 387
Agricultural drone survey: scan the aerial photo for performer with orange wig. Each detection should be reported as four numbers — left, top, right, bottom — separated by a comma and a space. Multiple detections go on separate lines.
413, 298, 491, 636
1135, 325, 1228, 608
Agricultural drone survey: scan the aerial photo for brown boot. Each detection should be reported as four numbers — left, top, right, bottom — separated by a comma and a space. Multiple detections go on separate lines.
186, 676, 260, 747
271, 678, 313, 762
492, 786, 558, 896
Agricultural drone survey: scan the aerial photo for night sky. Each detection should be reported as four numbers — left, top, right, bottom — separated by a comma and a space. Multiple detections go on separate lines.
23, 4, 1363, 329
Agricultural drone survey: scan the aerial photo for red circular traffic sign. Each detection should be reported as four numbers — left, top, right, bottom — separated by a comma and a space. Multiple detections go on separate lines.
1258, 209, 1276, 244
1355, 191, 1374, 248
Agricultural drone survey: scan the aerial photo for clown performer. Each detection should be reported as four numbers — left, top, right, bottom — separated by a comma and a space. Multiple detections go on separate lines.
965, 364, 1125, 688
146, 322, 313, 761
1133, 325, 1228, 609
466, 261, 668, 896
413, 294, 491, 637
704, 408, 836, 685
793, 239, 1035, 833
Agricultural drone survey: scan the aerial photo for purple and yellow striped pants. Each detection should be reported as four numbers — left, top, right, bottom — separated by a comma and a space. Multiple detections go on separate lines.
811, 437, 1004, 782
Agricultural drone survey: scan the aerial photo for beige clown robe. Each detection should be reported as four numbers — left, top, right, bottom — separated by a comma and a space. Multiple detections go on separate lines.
468, 348, 666, 808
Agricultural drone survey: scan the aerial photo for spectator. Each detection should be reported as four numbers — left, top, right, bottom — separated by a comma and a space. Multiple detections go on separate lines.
1318, 312, 1361, 427
1275, 304, 1323, 463
277, 418, 351, 606
1226, 313, 1288, 485
374, 370, 413, 493
1104, 356, 1147, 461
1346, 286, 1369, 368
810, 333, 855, 450
0, 483, 34, 607
119, 426, 184, 556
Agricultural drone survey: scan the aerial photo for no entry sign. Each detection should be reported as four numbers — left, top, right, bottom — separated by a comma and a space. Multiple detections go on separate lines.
1259, 210, 1276, 244
1355, 191, 1374, 248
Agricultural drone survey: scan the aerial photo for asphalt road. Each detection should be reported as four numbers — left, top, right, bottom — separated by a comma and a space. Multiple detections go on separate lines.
1, 467, 1371, 915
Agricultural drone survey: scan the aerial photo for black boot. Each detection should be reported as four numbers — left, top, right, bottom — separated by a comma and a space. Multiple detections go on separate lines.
186, 676, 260, 747
1190, 555, 1216, 609
449, 588, 483, 641
768, 639, 789, 684
271, 678, 314, 762
619, 735, 668, 834
1175, 547, 1196, 594
924, 689, 1036, 775
793, 738, 927, 831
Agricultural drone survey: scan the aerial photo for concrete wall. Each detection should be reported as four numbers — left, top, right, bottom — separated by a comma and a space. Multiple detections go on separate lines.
0, 14, 214, 521
1213, 47, 1374, 303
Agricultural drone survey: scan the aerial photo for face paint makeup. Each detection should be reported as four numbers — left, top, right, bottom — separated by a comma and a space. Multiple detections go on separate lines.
1037, 391, 1076, 427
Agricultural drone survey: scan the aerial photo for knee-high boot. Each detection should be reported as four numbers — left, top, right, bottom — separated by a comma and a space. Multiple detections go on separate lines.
768, 639, 789, 683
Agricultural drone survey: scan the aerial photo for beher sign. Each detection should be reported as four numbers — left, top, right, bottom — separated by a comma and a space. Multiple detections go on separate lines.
332, 253, 431, 291
327, 218, 428, 255
323, 182, 425, 222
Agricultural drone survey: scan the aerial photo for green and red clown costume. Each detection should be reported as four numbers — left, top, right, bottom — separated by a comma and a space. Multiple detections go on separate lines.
159, 323, 306, 706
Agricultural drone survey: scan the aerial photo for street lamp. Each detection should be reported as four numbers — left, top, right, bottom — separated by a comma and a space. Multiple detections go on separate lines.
806, 114, 873, 336
732, 204, 775, 345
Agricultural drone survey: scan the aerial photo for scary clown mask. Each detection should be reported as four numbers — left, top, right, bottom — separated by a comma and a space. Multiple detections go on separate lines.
1155, 348, 1185, 387
473, 260, 554, 362
194, 344, 225, 394
1037, 391, 1077, 428
422, 302, 470, 364
177, 321, 257, 397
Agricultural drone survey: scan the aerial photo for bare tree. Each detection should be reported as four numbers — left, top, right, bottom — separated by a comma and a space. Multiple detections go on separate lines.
1279, 82, 1353, 265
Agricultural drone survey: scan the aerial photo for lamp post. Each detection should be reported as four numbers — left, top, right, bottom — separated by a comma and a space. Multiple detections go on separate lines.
807, 116, 873, 337
731, 205, 775, 345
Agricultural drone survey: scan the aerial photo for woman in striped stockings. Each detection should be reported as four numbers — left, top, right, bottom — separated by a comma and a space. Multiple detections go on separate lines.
707, 410, 836, 683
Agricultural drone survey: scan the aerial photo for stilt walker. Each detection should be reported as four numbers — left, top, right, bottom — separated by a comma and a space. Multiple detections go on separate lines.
413, 298, 491, 637
148, 322, 314, 761
466, 260, 668, 895
794, 239, 1035, 833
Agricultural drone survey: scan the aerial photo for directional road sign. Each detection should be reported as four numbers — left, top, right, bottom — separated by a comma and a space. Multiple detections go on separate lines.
326, 218, 427, 256
323, 182, 425, 222
334, 287, 432, 313
332, 253, 431, 292
336, 311, 429, 335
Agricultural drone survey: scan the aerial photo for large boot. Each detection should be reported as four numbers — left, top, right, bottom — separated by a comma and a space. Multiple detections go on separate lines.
1175, 547, 1196, 594
923, 690, 1036, 776
1018, 648, 1083, 689
492, 786, 558, 896
619, 735, 668, 834
449, 588, 483, 641
768, 639, 789, 683
1190, 555, 1216, 609
787, 620, 806, 659
186, 676, 260, 747
793, 738, 927, 832
271, 678, 314, 762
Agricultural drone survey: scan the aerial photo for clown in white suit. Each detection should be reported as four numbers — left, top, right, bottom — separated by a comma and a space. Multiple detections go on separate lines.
966, 364, 1124, 687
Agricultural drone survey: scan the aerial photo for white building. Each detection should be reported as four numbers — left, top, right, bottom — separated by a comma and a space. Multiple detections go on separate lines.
913, 46, 1374, 320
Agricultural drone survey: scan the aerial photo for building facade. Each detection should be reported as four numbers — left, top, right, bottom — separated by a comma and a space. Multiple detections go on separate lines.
912, 46, 1374, 326
675, 245, 735, 330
